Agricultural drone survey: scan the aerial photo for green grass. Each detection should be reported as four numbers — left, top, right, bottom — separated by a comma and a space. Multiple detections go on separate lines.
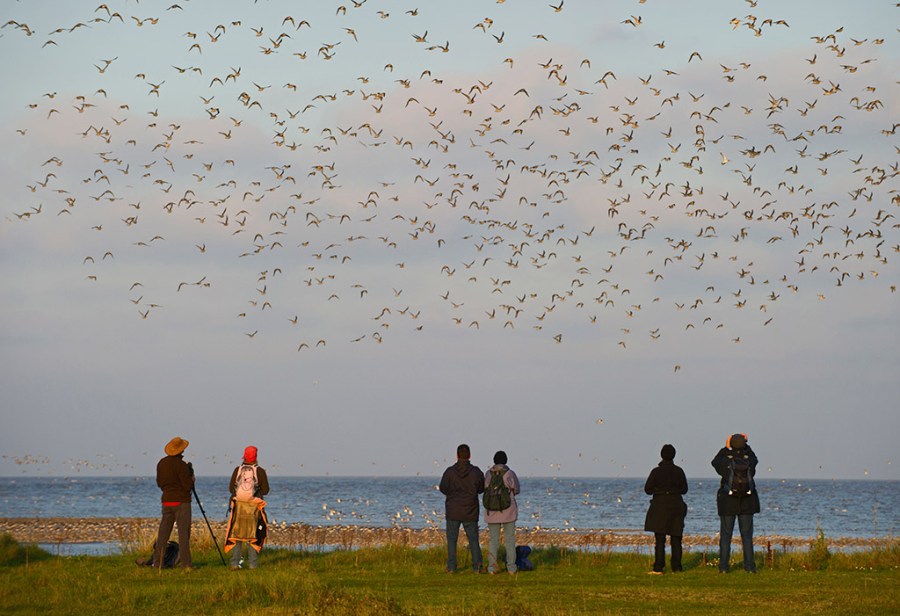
0, 535, 897, 615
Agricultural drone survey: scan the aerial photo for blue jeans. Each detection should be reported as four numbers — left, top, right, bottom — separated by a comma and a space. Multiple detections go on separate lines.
488, 522, 517, 573
719, 514, 755, 572
446, 520, 482, 572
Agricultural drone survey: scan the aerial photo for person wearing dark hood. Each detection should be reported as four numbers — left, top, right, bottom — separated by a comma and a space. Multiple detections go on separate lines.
712, 433, 760, 573
439, 444, 485, 573
643, 444, 688, 574
154, 437, 195, 571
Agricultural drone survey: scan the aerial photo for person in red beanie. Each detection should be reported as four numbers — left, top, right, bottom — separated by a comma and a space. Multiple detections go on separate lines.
226, 446, 270, 569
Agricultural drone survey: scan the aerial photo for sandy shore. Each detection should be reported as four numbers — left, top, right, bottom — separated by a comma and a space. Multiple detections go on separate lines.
1, 518, 893, 551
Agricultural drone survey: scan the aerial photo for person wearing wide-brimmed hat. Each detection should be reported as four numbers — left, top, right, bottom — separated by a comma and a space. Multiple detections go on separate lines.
154, 437, 195, 570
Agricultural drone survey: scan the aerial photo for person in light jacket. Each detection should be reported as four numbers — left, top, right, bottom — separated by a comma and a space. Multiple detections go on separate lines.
483, 450, 520, 574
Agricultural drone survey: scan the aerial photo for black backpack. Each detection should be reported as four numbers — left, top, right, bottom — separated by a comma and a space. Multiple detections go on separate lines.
136, 540, 179, 568
725, 453, 754, 496
483, 469, 511, 511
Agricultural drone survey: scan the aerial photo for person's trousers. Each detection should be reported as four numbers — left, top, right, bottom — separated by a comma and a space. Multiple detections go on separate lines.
155, 501, 192, 568
719, 514, 755, 572
230, 541, 259, 568
488, 521, 517, 573
653, 533, 683, 572
446, 519, 482, 572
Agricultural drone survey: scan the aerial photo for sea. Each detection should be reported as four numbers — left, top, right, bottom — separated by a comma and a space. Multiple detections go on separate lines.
1, 476, 896, 544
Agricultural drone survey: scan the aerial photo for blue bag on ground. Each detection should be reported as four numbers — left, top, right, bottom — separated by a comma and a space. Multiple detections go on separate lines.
515, 545, 534, 571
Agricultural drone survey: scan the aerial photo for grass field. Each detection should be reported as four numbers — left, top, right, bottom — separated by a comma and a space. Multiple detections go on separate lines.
1, 534, 898, 615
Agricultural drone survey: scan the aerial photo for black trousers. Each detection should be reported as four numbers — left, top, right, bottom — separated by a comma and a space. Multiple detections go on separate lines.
653, 533, 682, 572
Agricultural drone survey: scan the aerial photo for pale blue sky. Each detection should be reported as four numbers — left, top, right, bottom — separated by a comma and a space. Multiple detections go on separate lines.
1, 0, 897, 480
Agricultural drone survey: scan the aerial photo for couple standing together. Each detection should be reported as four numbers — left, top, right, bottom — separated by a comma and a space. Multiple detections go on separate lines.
439, 444, 520, 574
645, 434, 761, 574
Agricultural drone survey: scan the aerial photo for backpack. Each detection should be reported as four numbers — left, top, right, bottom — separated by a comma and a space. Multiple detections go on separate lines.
515, 545, 534, 571
136, 540, 179, 568
234, 464, 258, 501
159, 540, 179, 568
483, 469, 511, 511
725, 453, 754, 496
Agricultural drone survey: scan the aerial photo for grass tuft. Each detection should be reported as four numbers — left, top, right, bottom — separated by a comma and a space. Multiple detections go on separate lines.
0, 533, 51, 567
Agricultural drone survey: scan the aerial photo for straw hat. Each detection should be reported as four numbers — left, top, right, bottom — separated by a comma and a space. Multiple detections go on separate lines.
165, 437, 189, 456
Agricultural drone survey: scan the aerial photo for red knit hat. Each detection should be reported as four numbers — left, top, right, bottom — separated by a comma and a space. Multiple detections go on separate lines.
243, 446, 258, 464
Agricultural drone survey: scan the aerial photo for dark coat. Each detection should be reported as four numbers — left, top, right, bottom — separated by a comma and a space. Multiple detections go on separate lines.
156, 454, 194, 503
711, 446, 761, 515
439, 460, 484, 522
643, 460, 688, 535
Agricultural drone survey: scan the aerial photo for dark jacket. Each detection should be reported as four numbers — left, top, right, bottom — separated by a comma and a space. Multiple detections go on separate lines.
156, 454, 194, 503
643, 460, 688, 535
439, 460, 484, 522
711, 446, 761, 515
229, 464, 270, 498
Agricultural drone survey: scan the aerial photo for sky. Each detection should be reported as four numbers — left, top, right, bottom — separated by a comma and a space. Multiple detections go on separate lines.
0, 0, 897, 481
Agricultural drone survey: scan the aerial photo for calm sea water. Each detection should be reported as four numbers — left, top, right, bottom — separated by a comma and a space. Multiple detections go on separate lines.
0, 476, 896, 540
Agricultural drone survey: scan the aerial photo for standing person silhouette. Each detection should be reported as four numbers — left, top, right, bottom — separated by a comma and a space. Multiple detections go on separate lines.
154, 437, 194, 571
643, 444, 688, 574
439, 444, 484, 573
484, 450, 520, 575
226, 445, 270, 570
712, 433, 760, 573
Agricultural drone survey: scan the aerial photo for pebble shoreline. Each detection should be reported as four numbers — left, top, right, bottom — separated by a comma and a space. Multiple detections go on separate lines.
1, 518, 893, 551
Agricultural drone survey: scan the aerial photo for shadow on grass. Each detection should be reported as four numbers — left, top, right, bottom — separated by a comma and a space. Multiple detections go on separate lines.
532, 545, 579, 567
0, 533, 53, 567
681, 551, 717, 571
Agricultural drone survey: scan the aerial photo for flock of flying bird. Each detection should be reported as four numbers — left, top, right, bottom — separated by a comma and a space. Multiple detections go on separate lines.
3, 0, 897, 366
